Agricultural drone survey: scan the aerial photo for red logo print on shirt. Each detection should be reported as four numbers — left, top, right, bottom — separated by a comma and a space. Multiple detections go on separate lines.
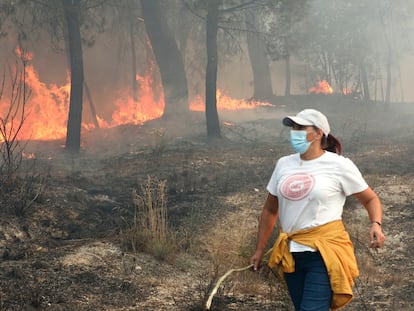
280, 173, 315, 201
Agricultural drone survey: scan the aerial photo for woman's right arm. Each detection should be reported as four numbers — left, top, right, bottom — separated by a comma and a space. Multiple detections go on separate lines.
249, 193, 279, 271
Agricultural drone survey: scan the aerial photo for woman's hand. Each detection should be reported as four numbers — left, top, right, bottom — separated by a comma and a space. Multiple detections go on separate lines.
353, 188, 385, 248
370, 222, 385, 248
249, 249, 264, 271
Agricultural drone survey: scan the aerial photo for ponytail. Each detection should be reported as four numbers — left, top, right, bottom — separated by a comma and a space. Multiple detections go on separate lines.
322, 134, 342, 155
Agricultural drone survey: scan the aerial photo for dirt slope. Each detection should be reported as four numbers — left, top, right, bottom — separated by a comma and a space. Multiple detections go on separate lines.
1, 97, 413, 310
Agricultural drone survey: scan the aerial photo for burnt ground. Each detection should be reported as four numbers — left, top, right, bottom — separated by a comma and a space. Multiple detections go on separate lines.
0, 95, 413, 311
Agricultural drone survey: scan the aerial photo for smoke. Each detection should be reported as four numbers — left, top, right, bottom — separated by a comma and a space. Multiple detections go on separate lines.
0, 0, 413, 146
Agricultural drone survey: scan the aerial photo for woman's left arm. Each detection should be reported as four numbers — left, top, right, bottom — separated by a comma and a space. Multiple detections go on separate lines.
353, 187, 385, 248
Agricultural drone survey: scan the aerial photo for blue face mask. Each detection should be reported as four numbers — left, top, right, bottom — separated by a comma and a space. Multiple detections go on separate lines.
290, 130, 311, 154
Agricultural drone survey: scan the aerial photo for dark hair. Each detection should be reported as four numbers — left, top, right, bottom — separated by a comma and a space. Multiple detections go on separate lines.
322, 134, 342, 155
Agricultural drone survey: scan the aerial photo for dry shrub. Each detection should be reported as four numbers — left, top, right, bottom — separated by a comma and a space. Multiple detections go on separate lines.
122, 176, 175, 261
0, 174, 44, 216
150, 128, 167, 156
0, 55, 45, 216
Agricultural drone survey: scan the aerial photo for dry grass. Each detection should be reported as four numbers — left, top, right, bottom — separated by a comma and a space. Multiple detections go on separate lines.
121, 176, 175, 261
150, 128, 168, 156
199, 191, 291, 307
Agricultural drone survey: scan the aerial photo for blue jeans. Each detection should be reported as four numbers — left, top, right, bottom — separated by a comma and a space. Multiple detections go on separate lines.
284, 251, 333, 311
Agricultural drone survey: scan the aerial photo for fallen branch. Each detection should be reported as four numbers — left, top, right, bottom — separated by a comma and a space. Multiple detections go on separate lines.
205, 264, 253, 310
205, 248, 273, 310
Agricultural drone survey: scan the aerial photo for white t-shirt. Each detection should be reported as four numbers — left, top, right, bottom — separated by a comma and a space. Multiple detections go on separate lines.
266, 151, 368, 252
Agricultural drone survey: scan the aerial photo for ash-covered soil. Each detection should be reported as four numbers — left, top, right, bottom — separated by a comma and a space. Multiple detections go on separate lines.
1, 96, 413, 310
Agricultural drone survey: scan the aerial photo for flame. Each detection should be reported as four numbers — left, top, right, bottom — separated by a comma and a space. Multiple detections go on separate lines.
110, 73, 164, 126
0, 64, 71, 142
24, 65, 71, 140
189, 89, 272, 111
15, 47, 33, 62
0, 56, 164, 141
0, 50, 272, 143
22, 152, 35, 159
308, 80, 333, 95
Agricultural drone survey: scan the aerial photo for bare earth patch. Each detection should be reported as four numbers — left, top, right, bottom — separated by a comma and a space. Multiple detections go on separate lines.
1, 97, 413, 310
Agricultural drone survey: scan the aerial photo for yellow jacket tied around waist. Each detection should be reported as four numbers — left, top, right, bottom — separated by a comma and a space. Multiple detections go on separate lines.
268, 220, 359, 310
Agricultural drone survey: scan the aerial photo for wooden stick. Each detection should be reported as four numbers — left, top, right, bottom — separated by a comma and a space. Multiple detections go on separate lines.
205, 248, 273, 310
205, 264, 253, 310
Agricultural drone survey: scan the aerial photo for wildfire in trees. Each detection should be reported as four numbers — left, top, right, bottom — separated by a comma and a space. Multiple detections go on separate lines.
190, 90, 272, 111
341, 88, 353, 95
308, 80, 334, 95
102, 72, 165, 128
0, 52, 272, 142
15, 48, 33, 62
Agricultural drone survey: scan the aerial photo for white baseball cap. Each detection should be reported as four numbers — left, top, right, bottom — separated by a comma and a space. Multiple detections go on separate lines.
282, 109, 330, 136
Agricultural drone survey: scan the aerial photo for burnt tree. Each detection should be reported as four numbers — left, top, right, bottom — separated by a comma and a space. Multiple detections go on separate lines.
205, 0, 220, 138
128, 0, 138, 102
360, 60, 370, 101
140, 0, 189, 119
245, 10, 273, 101
63, 0, 84, 153
285, 53, 291, 96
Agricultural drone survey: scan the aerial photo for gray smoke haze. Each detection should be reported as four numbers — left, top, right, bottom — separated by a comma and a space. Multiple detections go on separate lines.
0, 0, 413, 134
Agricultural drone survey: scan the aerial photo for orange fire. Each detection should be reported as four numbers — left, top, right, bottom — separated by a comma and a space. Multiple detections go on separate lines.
0, 51, 273, 142
0, 64, 70, 141
0, 59, 166, 141
22, 152, 36, 159
15, 47, 33, 62
189, 89, 272, 111
109, 73, 165, 127
308, 80, 333, 95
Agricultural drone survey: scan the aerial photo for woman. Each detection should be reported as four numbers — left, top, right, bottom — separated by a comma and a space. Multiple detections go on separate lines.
249, 108, 385, 311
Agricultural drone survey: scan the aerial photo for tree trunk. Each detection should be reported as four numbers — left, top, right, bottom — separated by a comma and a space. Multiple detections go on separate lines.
245, 10, 273, 101
385, 50, 392, 107
84, 80, 99, 129
140, 0, 188, 119
285, 54, 291, 96
63, 0, 84, 153
205, 0, 220, 138
397, 58, 404, 103
129, 17, 138, 102
360, 61, 370, 102
128, 0, 138, 102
